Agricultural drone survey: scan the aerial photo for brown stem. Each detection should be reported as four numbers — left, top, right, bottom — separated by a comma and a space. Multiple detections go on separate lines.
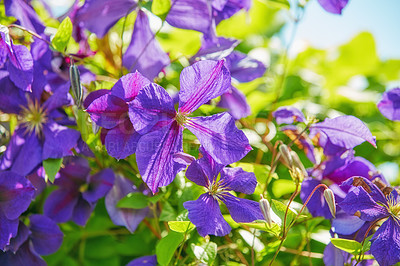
143, 218, 161, 239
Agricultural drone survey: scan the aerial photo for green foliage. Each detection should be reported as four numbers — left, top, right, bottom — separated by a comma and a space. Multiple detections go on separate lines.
191, 242, 218, 265
152, 0, 171, 16
43, 158, 63, 183
117, 192, 149, 209
156, 231, 184, 265
51, 17, 73, 52
270, 199, 296, 227
168, 221, 195, 233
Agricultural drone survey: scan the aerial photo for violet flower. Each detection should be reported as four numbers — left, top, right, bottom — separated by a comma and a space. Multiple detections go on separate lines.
43, 157, 114, 226
127, 255, 157, 266
317, 0, 349, 15
340, 177, 400, 266
377, 87, 400, 121
272, 106, 306, 125
0, 171, 35, 250
0, 74, 80, 176
129, 59, 251, 193
85, 72, 150, 159
4, 0, 45, 34
183, 147, 262, 237
0, 215, 63, 266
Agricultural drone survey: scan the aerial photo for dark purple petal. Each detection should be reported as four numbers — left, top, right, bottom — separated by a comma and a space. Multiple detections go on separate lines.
104, 119, 141, 159
220, 167, 257, 194
123, 10, 170, 80
192, 36, 239, 61
178, 60, 231, 114
4, 0, 45, 33
310, 116, 376, 150
214, 0, 252, 24
83, 89, 111, 109
323, 242, 345, 266
42, 122, 80, 160
0, 171, 35, 220
43, 83, 73, 112
72, 196, 94, 226
0, 241, 46, 266
218, 86, 251, 120
185, 112, 251, 165
59, 157, 91, 183
0, 212, 18, 250
272, 106, 306, 125
136, 121, 185, 193
75, 0, 137, 37
326, 157, 377, 184
166, 0, 212, 34
127, 255, 157, 266
86, 94, 129, 129
7, 222, 30, 253
341, 177, 388, 208
377, 88, 400, 121
83, 168, 115, 203
226, 51, 266, 83
43, 189, 79, 223
0, 73, 27, 114
183, 194, 231, 237
223, 195, 263, 223
317, 0, 349, 15
128, 83, 175, 134
29, 214, 63, 255
300, 178, 333, 219
6, 44, 33, 91
105, 176, 149, 233
110, 72, 150, 102
370, 217, 400, 266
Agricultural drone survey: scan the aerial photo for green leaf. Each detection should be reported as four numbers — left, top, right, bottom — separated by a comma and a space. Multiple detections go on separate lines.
240, 221, 281, 237
271, 179, 296, 198
266, 0, 290, 9
270, 199, 296, 227
117, 192, 149, 209
168, 221, 195, 233
156, 231, 184, 266
330, 238, 363, 255
152, 0, 171, 16
159, 201, 177, 221
74, 107, 91, 142
52, 17, 73, 52
191, 242, 217, 265
43, 158, 63, 183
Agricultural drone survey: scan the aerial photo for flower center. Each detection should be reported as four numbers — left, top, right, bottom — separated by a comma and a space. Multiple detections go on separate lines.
175, 112, 188, 126
20, 100, 48, 135
207, 177, 230, 199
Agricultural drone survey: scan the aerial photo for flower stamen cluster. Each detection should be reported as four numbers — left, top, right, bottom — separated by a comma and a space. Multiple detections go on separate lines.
20, 99, 48, 136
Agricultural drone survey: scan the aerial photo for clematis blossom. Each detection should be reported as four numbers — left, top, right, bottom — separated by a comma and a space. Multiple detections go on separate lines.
129, 59, 251, 193
377, 87, 400, 121
183, 147, 263, 237
273, 106, 306, 125
317, 0, 349, 15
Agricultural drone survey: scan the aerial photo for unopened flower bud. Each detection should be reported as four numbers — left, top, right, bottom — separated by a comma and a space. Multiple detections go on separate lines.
69, 59, 83, 108
259, 195, 272, 226
279, 144, 293, 169
323, 188, 336, 218
290, 151, 307, 180
92, 121, 100, 135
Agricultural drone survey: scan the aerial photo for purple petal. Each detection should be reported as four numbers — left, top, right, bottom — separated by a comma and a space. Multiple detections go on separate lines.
27, 167, 47, 197
0, 241, 46, 266
105, 176, 149, 233
310, 116, 376, 150
104, 119, 141, 159
166, 0, 212, 34
272, 106, 306, 125
83, 89, 111, 109
326, 156, 377, 184
42, 83, 73, 111
370, 217, 400, 266
127, 255, 157, 266
110, 72, 150, 102
214, 0, 252, 24
86, 93, 129, 129
317, 0, 349, 15
43, 189, 79, 223
323, 242, 345, 266
59, 157, 91, 183
123, 10, 170, 80
0, 73, 27, 114
178, 60, 231, 114
29, 214, 63, 255
378, 88, 400, 121
223, 195, 263, 223
6, 44, 33, 91
300, 178, 333, 219
226, 51, 266, 83
0, 212, 19, 250
218, 86, 251, 120
172, 152, 195, 166
341, 176, 388, 205
0, 171, 35, 220
82, 168, 115, 203
185, 112, 252, 165
192, 36, 239, 61
220, 167, 257, 194
75, 0, 137, 38
136, 121, 185, 193
72, 196, 94, 226
128, 83, 175, 134
42, 122, 80, 160
183, 194, 231, 237
7, 221, 30, 253
4, 0, 45, 33
331, 212, 365, 235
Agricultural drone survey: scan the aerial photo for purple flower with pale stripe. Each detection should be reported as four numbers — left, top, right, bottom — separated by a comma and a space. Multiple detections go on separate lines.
317, 0, 349, 15
378, 88, 400, 121
43, 157, 115, 226
129, 59, 251, 193
0, 171, 35, 250
340, 177, 400, 266
183, 147, 262, 237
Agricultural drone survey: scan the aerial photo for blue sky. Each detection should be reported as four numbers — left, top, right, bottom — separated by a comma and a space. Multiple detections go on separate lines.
288, 0, 400, 59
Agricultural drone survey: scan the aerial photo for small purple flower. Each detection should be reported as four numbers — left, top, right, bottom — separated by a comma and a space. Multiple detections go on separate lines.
317, 0, 349, 15
43, 157, 114, 226
272, 106, 306, 125
183, 147, 262, 237
377, 88, 400, 121
340, 177, 400, 266
129, 59, 251, 193
0, 171, 35, 250
127, 255, 157, 266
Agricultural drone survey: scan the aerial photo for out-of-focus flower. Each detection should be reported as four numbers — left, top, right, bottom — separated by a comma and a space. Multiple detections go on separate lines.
272, 106, 306, 125
126, 255, 157, 266
317, 0, 349, 15
377, 87, 400, 121
4, 0, 45, 33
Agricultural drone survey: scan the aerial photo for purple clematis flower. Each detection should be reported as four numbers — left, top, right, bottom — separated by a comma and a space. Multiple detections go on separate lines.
129, 59, 251, 193
377, 87, 400, 121
273, 106, 306, 125
43, 157, 114, 226
0, 25, 33, 91
127, 255, 157, 266
340, 177, 400, 266
85, 72, 150, 159
0, 171, 35, 250
0, 73, 80, 176
317, 0, 349, 15
4, 0, 45, 34
105, 175, 149, 233
0, 215, 63, 266
183, 147, 262, 237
